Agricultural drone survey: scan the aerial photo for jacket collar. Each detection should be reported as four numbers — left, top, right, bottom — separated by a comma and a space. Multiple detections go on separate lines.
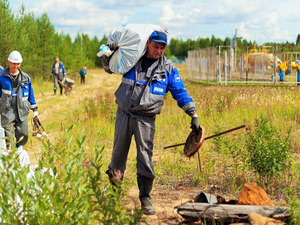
3, 69, 30, 84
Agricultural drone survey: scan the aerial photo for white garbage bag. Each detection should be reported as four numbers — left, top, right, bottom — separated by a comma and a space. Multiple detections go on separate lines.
103, 23, 168, 74
17, 145, 31, 168
0, 125, 6, 152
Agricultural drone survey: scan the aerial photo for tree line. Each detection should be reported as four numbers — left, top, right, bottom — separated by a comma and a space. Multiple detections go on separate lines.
0, 0, 105, 79
1, 0, 299, 80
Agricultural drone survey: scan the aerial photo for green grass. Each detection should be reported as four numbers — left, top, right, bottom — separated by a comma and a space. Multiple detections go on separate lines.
2, 66, 299, 223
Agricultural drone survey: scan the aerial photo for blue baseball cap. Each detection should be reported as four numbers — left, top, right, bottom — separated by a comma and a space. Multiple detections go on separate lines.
149, 31, 168, 45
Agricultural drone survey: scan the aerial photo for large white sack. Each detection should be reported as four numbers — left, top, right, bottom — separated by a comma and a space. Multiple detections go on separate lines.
107, 24, 168, 74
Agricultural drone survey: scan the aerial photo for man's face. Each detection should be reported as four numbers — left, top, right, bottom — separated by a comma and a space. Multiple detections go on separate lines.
8, 61, 21, 74
145, 40, 166, 59
55, 57, 59, 62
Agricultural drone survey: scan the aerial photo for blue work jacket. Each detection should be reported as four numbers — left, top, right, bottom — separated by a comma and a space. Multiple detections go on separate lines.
115, 55, 196, 117
0, 69, 37, 124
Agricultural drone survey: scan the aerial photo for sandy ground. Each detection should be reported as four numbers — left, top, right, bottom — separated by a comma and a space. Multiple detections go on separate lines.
30, 68, 201, 224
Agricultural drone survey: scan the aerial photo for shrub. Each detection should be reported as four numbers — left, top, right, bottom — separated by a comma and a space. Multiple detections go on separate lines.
0, 129, 142, 224
245, 115, 292, 181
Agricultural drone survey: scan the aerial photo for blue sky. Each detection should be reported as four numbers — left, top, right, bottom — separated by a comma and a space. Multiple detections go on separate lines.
8, 0, 300, 45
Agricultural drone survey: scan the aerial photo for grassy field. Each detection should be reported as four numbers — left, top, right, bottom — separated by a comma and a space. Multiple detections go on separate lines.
1, 65, 299, 224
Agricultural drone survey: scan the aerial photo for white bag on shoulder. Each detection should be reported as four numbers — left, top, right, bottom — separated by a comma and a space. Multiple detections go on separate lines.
107, 24, 168, 74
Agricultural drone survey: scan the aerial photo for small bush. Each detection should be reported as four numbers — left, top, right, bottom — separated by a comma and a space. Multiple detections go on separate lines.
245, 115, 292, 181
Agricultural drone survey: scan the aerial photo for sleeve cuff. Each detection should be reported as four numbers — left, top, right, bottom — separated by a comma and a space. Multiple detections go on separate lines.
185, 107, 197, 117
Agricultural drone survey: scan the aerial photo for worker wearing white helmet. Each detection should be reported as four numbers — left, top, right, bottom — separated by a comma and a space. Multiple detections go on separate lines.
0, 50, 38, 150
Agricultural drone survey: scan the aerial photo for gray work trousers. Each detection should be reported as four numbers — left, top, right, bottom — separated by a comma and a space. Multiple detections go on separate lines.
3, 116, 28, 148
53, 74, 63, 92
108, 107, 156, 179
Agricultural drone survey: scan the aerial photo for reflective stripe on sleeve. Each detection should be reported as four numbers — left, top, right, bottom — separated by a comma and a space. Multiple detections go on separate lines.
2, 89, 11, 95
122, 77, 135, 85
30, 104, 37, 109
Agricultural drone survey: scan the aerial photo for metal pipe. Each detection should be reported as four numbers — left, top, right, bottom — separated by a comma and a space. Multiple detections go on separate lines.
164, 120, 249, 149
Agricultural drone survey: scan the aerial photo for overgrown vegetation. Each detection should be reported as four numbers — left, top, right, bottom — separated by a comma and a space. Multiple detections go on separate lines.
0, 67, 299, 223
0, 127, 143, 224
245, 115, 292, 181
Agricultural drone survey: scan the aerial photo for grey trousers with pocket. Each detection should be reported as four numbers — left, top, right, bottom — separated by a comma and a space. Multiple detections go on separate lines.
108, 107, 156, 179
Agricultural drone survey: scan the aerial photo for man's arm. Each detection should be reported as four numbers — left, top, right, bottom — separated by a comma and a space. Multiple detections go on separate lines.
166, 65, 200, 131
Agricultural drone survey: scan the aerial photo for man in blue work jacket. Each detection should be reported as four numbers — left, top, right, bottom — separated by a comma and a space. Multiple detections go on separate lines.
51, 56, 66, 95
0, 51, 38, 151
103, 31, 200, 215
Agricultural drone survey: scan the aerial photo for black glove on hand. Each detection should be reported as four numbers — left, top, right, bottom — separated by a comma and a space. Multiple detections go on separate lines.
191, 117, 200, 132
101, 56, 113, 74
107, 43, 118, 51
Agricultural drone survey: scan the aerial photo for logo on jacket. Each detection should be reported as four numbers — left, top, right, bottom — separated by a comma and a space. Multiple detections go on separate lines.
175, 74, 181, 82
154, 87, 164, 93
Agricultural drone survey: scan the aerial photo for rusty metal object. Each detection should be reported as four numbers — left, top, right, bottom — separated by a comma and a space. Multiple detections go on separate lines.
183, 126, 205, 158
164, 119, 250, 150
32, 116, 46, 137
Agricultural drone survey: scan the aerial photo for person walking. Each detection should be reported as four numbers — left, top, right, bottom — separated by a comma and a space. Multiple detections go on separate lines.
51, 56, 66, 95
79, 66, 87, 84
296, 60, 300, 86
102, 30, 200, 215
0, 50, 39, 151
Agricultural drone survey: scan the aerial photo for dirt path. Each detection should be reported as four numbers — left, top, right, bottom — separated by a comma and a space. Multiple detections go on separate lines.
31, 69, 197, 224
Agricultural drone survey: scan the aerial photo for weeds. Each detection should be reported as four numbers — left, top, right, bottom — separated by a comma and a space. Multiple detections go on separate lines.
23, 67, 299, 223
0, 127, 142, 224
245, 115, 292, 182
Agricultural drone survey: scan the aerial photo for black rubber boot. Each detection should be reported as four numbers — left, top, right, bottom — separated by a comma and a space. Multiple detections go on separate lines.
53, 89, 56, 95
137, 176, 156, 215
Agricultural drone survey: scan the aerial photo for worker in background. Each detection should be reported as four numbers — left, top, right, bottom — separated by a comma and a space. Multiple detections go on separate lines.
277, 61, 287, 82
0, 51, 38, 151
79, 66, 87, 84
51, 56, 66, 95
296, 60, 300, 86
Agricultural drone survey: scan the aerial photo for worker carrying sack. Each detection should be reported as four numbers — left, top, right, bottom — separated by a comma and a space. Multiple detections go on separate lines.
97, 23, 168, 74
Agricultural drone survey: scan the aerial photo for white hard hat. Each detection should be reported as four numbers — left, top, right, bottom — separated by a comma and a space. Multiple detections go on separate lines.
7, 51, 23, 63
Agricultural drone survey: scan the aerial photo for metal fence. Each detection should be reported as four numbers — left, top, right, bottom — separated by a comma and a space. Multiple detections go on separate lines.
186, 46, 300, 85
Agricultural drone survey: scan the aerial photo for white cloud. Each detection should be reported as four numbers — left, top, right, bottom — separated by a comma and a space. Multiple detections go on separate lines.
237, 23, 251, 41
159, 4, 185, 28
7, 0, 300, 43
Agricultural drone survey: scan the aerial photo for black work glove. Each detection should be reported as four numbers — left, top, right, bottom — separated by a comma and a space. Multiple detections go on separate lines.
107, 43, 118, 51
191, 117, 200, 132
101, 55, 113, 74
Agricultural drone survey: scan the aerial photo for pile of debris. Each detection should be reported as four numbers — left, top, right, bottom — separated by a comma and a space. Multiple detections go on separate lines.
177, 182, 290, 225
58, 77, 75, 96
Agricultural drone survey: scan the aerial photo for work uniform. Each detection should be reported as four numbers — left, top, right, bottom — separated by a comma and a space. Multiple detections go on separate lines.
79, 69, 87, 84
51, 61, 66, 94
277, 62, 287, 82
0, 69, 38, 147
296, 64, 300, 85
108, 55, 196, 180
